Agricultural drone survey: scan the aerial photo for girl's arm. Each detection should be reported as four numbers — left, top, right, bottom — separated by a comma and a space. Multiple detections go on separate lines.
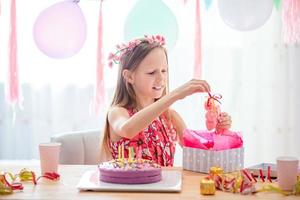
108, 92, 178, 140
169, 109, 187, 147
108, 79, 210, 140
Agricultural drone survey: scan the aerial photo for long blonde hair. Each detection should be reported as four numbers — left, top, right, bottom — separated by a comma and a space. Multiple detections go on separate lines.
99, 39, 169, 162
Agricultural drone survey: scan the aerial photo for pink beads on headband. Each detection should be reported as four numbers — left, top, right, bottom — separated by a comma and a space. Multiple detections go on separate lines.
108, 35, 166, 68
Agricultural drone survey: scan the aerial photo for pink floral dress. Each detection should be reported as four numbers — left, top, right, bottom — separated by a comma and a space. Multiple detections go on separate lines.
109, 108, 177, 166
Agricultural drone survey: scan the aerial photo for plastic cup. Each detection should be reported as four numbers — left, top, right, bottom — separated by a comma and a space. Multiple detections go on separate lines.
39, 143, 61, 175
276, 156, 299, 191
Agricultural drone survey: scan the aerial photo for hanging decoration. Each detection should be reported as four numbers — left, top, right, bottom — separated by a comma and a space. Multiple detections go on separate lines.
218, 0, 273, 31
7, 0, 20, 105
282, 0, 300, 44
94, 0, 105, 114
194, 0, 202, 78
183, 0, 202, 78
273, 0, 281, 10
124, 0, 178, 50
33, 0, 87, 59
204, 0, 213, 10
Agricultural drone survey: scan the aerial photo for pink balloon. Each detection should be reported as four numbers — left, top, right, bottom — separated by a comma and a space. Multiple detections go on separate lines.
33, 1, 87, 59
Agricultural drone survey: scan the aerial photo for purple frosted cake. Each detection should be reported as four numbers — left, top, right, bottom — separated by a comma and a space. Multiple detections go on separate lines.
98, 159, 162, 184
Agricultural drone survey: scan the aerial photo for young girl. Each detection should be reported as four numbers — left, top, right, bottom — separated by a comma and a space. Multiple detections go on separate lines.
99, 35, 231, 166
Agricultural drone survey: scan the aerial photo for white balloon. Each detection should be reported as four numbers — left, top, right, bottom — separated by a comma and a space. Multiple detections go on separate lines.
33, 1, 87, 59
218, 0, 273, 31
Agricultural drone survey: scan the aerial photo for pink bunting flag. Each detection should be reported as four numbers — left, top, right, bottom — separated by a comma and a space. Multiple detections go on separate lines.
95, 0, 105, 113
194, 0, 202, 78
7, 0, 20, 104
282, 0, 300, 44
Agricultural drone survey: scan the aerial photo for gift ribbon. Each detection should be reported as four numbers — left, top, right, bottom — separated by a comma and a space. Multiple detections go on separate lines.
257, 185, 291, 195
250, 172, 257, 182
0, 168, 60, 195
206, 93, 222, 108
267, 166, 272, 183
206, 166, 300, 196
259, 169, 265, 182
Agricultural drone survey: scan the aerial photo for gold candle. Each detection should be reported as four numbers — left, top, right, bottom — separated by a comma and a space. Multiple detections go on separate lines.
200, 178, 216, 195
118, 145, 121, 160
128, 147, 134, 163
121, 143, 124, 161
128, 147, 132, 160
131, 147, 135, 159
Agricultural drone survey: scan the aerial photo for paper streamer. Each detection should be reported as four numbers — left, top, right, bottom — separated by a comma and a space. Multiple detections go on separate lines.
194, 0, 202, 78
95, 0, 105, 114
7, 0, 20, 105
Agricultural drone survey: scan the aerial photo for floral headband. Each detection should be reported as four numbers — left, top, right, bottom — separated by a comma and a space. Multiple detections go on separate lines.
108, 35, 166, 68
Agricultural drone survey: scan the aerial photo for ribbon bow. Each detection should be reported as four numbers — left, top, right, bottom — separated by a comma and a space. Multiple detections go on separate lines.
206, 92, 222, 108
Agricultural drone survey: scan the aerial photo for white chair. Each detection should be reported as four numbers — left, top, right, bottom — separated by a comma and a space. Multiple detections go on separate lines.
51, 129, 101, 165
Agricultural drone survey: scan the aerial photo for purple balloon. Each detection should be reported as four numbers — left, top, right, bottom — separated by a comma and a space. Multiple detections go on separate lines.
33, 1, 87, 59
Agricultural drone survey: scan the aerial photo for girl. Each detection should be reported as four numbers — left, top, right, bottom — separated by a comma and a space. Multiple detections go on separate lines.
99, 35, 231, 166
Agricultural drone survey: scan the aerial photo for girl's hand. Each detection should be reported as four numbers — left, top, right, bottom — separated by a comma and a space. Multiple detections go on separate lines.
171, 79, 211, 100
216, 112, 232, 131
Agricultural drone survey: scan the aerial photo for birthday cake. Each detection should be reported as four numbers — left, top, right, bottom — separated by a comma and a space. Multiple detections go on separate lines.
98, 158, 162, 184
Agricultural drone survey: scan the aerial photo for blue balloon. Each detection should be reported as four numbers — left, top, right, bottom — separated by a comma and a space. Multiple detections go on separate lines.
124, 0, 178, 50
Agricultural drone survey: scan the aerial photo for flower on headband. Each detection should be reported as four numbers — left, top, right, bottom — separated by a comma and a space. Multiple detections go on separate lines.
145, 35, 165, 46
108, 35, 166, 68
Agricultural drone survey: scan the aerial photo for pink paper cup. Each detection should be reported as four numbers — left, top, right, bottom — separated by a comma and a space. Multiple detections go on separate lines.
276, 156, 299, 191
39, 143, 61, 175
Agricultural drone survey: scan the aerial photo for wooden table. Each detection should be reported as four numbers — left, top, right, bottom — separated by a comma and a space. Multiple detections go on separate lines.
0, 161, 298, 200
